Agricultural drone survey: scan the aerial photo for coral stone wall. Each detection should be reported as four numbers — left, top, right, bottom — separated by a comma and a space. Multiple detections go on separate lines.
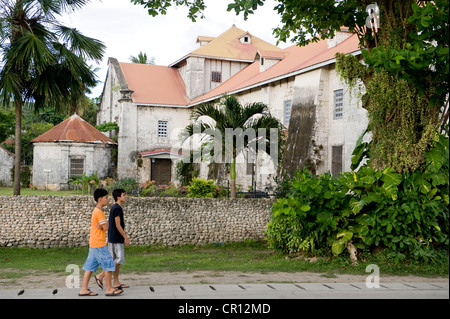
0, 196, 274, 248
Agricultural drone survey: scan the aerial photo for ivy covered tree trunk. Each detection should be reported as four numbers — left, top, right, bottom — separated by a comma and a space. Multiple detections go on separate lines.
335, 0, 449, 174
363, 70, 437, 173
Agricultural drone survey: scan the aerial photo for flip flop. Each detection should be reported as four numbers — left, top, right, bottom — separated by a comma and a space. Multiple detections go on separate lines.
94, 275, 104, 290
114, 284, 130, 289
106, 289, 123, 296
79, 289, 98, 297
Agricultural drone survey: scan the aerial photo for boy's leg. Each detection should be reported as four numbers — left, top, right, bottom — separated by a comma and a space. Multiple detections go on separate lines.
103, 271, 122, 296
80, 270, 91, 291
113, 264, 120, 287
92, 269, 119, 295
79, 270, 97, 295
109, 243, 126, 288
104, 270, 114, 293
95, 270, 105, 289
97, 245, 122, 295
79, 248, 99, 295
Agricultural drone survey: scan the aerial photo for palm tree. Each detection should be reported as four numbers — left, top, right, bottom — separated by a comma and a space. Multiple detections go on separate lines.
129, 51, 155, 64
0, 0, 105, 195
181, 95, 285, 198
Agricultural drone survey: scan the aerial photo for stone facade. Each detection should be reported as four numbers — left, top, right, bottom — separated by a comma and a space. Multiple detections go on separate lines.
281, 64, 368, 177
32, 143, 114, 190
0, 196, 274, 248
98, 59, 192, 182
0, 145, 14, 186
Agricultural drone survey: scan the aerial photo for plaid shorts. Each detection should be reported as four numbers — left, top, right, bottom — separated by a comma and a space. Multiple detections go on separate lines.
108, 243, 125, 265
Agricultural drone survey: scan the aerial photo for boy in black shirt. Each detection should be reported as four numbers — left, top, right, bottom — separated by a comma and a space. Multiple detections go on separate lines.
95, 188, 130, 290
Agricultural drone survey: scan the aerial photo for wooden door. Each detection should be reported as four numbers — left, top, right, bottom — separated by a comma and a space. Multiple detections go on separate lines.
151, 159, 172, 185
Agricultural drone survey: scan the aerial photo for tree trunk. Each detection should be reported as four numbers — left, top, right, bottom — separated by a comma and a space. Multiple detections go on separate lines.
346, 240, 358, 265
230, 157, 236, 199
13, 99, 22, 196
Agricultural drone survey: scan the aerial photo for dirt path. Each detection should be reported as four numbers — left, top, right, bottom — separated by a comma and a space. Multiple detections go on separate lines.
1, 269, 448, 290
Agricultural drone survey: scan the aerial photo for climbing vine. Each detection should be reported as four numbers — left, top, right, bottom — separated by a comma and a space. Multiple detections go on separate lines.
335, 0, 448, 174
335, 53, 366, 98
364, 71, 435, 173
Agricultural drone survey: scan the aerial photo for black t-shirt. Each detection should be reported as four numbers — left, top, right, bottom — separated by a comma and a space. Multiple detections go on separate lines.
108, 203, 125, 243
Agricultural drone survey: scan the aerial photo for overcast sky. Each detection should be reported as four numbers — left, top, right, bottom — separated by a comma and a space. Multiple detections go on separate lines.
59, 0, 288, 98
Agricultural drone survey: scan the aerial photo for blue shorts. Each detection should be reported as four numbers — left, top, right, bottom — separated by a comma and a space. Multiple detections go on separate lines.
82, 246, 116, 272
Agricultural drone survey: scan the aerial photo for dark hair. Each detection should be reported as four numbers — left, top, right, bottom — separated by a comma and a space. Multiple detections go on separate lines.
94, 188, 108, 202
112, 189, 126, 202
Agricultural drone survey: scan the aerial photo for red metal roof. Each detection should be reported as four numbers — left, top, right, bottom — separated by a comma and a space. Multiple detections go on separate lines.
31, 114, 115, 144
119, 63, 189, 106
111, 30, 360, 107
190, 34, 360, 104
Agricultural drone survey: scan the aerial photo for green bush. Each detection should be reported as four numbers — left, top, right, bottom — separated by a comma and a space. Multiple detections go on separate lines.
158, 182, 180, 197
140, 180, 156, 197
267, 169, 351, 255
267, 132, 449, 263
187, 178, 218, 198
266, 213, 309, 254
112, 177, 139, 196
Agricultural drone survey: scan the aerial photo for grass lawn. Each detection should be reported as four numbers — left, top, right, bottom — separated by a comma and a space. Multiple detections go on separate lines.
0, 241, 448, 281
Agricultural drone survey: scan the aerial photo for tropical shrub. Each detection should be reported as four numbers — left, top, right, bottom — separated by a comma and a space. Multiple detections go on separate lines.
68, 173, 99, 194
140, 180, 157, 197
272, 172, 294, 199
265, 214, 305, 254
267, 169, 351, 254
267, 132, 449, 263
159, 182, 180, 197
99, 177, 115, 192
187, 178, 218, 198
112, 177, 139, 196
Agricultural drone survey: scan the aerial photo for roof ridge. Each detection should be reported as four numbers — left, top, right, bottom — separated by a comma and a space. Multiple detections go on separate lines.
191, 24, 245, 52
119, 62, 170, 68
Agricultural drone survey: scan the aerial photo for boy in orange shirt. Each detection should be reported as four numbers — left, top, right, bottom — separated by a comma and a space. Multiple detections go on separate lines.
79, 188, 123, 296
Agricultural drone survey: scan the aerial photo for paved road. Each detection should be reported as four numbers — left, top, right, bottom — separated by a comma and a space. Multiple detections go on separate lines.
1, 282, 448, 299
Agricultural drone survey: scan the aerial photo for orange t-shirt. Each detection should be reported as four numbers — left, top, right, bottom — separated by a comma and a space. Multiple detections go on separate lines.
89, 207, 108, 248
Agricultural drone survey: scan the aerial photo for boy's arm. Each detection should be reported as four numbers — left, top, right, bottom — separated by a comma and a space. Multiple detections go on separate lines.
97, 210, 108, 231
95, 221, 108, 230
100, 221, 109, 231
114, 216, 130, 246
